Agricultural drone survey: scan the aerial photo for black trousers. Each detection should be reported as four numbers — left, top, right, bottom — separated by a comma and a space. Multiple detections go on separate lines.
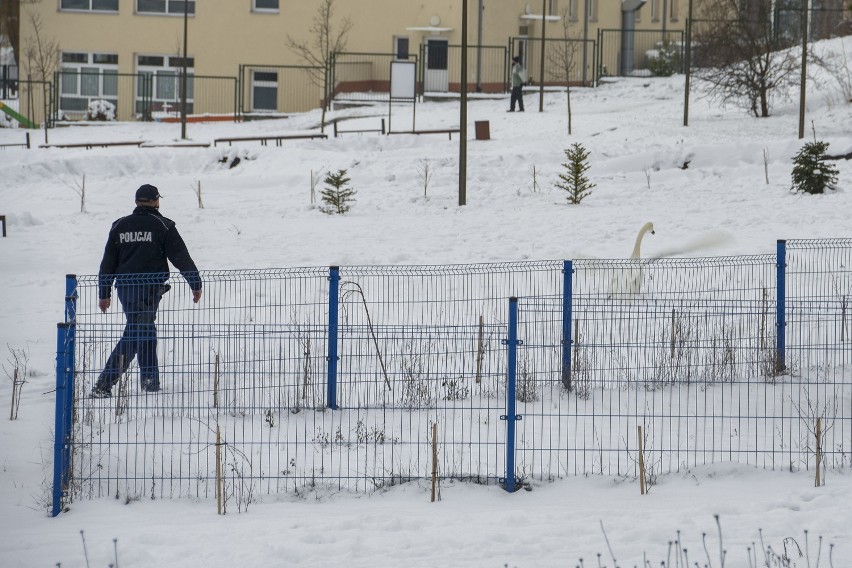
510, 86, 525, 111
97, 284, 166, 391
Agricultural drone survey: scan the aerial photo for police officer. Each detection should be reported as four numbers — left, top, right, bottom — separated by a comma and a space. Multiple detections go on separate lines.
92, 184, 202, 397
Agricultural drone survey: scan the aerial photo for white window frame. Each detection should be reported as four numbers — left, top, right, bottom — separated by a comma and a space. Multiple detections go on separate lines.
60, 0, 119, 12
59, 51, 119, 116
251, 70, 279, 112
252, 0, 279, 12
136, 0, 196, 16
136, 54, 195, 117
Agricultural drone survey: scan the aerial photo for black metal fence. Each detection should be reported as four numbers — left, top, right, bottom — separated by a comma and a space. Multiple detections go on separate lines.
597, 29, 684, 78
238, 64, 324, 115
53, 71, 238, 122
1, 64, 18, 99
510, 37, 597, 86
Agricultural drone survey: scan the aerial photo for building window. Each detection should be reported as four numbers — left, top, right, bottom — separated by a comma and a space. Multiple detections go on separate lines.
568, 0, 578, 22
394, 37, 410, 60
253, 0, 279, 10
136, 0, 196, 15
651, 0, 660, 21
59, 52, 118, 115
60, 0, 118, 12
669, 0, 679, 21
136, 55, 195, 117
252, 71, 278, 111
548, 0, 559, 15
589, 0, 598, 22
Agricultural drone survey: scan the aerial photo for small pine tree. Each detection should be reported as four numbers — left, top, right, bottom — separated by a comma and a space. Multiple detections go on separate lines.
320, 169, 357, 214
556, 143, 596, 204
791, 140, 839, 195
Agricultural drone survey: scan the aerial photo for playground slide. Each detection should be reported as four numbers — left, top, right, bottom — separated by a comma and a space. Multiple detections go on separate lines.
0, 101, 39, 129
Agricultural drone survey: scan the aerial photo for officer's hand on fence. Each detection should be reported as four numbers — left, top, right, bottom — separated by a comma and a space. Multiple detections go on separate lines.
99, 298, 111, 313
192, 289, 202, 304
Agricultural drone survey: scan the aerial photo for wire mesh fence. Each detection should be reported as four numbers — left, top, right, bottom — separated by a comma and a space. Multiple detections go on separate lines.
60, 261, 563, 511
597, 29, 684, 78
54, 241, 852, 513
238, 64, 324, 115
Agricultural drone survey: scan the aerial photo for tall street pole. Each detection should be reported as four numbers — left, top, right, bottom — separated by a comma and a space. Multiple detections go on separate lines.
539, 0, 546, 112
683, 0, 693, 126
798, 0, 809, 139
582, 0, 590, 85
476, 0, 483, 92
180, 0, 189, 140
459, 0, 468, 206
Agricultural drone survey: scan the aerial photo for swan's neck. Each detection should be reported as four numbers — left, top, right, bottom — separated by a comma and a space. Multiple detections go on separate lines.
631, 226, 652, 259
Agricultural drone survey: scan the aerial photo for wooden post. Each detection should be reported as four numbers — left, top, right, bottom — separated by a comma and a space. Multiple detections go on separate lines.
670, 309, 676, 359
572, 319, 579, 376
216, 426, 224, 514
302, 338, 311, 401
475, 315, 484, 384
430, 422, 438, 502
213, 353, 220, 409
815, 417, 823, 487
0, 214, 6, 237
9, 368, 18, 420
637, 426, 646, 495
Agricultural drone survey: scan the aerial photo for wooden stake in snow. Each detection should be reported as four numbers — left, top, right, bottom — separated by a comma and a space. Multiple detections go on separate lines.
431, 422, 439, 502
216, 426, 224, 514
475, 315, 484, 384
815, 417, 823, 487
213, 353, 220, 409
194, 180, 204, 209
763, 148, 769, 184
638, 425, 647, 495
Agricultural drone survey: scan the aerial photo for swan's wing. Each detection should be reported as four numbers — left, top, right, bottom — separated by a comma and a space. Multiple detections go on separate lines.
650, 230, 735, 259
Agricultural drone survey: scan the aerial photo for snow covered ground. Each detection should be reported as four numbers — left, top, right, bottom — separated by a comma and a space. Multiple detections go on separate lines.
2, 37, 852, 566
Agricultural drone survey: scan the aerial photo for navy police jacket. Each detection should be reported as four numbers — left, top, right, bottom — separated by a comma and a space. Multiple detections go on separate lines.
98, 206, 202, 299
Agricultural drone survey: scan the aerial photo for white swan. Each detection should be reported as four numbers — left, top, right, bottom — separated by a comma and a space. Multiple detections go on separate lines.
609, 222, 655, 298
630, 222, 655, 259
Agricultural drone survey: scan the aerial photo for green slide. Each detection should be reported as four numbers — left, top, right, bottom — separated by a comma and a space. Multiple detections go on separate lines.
0, 101, 39, 129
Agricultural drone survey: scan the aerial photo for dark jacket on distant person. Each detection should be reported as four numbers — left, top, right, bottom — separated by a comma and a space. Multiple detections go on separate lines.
98, 205, 202, 299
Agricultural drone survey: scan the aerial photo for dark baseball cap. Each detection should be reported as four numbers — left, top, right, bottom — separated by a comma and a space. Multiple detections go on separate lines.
135, 184, 162, 201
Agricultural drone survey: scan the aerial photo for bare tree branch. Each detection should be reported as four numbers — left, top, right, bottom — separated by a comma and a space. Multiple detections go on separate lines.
692, 0, 803, 117
284, 0, 353, 131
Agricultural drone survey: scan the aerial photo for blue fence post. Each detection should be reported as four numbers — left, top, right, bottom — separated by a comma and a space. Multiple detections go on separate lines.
776, 240, 787, 373
52, 322, 73, 517
327, 266, 340, 410
65, 274, 77, 323
501, 297, 522, 492
561, 260, 573, 391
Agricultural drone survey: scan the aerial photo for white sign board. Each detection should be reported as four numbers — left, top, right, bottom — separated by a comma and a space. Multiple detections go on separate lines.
390, 61, 416, 100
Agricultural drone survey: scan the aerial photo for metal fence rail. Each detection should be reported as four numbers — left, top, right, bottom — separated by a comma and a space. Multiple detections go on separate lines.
597, 29, 684, 77
238, 64, 324, 115
53, 242, 852, 515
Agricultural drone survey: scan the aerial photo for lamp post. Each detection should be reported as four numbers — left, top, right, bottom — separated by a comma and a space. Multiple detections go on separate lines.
683, 0, 693, 126
180, 0, 189, 140
539, 0, 546, 112
459, 0, 468, 206
476, 0, 483, 92
798, 0, 809, 139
